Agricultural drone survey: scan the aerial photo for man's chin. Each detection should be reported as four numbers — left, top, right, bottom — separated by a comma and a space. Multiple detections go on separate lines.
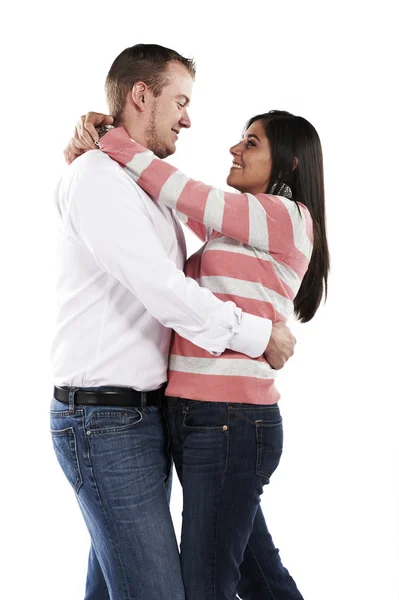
154, 142, 176, 160
167, 140, 177, 156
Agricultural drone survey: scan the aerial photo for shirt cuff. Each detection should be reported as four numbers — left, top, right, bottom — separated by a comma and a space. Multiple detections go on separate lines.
228, 312, 273, 358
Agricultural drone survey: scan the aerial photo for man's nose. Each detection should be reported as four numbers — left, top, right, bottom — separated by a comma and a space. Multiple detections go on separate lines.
180, 108, 191, 129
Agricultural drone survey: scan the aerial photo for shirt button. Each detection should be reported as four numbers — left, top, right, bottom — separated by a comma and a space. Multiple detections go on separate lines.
87, 430, 91, 435
222, 425, 228, 431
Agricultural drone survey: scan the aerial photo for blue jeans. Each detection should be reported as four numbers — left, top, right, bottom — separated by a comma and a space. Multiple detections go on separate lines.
51, 393, 303, 599
166, 397, 304, 600
50, 394, 185, 600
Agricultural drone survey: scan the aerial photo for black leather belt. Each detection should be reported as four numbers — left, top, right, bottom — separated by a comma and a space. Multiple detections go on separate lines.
53, 385, 166, 407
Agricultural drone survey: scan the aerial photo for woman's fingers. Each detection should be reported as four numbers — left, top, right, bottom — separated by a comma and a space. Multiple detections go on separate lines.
82, 112, 114, 146
63, 137, 85, 164
63, 112, 114, 164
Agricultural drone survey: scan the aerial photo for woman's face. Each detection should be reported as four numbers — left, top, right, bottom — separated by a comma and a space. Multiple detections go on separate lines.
226, 120, 272, 195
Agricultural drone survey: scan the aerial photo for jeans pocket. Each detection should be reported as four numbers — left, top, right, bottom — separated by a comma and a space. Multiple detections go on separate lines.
88, 407, 143, 435
183, 402, 228, 432
255, 417, 283, 483
50, 427, 83, 494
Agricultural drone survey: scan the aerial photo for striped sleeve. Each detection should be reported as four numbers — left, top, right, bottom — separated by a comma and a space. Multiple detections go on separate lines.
100, 127, 312, 257
176, 211, 213, 243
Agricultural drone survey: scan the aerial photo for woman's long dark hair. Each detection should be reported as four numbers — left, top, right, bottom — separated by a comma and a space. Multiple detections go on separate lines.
245, 110, 330, 323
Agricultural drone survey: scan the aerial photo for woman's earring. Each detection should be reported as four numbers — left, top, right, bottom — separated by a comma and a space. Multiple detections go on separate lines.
270, 181, 293, 199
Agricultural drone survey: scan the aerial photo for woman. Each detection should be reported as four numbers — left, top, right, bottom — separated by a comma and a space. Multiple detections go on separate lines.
70, 110, 329, 599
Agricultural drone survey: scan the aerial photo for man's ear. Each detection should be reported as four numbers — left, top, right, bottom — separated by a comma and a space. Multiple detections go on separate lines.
131, 81, 148, 112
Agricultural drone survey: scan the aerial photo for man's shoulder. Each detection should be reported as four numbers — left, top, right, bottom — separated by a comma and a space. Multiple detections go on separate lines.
60, 150, 147, 198
67, 149, 123, 180
56, 150, 156, 221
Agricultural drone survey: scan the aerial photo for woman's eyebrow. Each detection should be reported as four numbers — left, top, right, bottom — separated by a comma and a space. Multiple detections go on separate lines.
246, 134, 261, 142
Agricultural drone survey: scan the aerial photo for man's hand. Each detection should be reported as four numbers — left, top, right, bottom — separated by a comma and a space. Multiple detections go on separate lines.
264, 322, 296, 370
63, 112, 114, 165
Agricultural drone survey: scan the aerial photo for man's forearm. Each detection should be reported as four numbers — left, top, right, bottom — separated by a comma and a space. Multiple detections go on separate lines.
68, 166, 272, 358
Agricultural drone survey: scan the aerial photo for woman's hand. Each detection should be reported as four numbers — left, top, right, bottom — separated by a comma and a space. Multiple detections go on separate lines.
63, 112, 114, 165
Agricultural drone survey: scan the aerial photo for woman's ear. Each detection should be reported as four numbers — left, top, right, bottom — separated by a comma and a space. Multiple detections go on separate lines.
292, 157, 299, 170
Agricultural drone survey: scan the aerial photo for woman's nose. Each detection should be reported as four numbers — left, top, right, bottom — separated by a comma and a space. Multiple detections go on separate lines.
230, 142, 241, 157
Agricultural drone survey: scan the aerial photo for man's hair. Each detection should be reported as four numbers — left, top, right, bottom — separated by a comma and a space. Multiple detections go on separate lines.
105, 43, 196, 122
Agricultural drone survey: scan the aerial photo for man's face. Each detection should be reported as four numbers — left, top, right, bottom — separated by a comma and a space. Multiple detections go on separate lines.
144, 61, 193, 158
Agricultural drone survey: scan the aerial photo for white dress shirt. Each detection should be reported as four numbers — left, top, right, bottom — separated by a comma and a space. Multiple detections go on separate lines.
52, 150, 272, 391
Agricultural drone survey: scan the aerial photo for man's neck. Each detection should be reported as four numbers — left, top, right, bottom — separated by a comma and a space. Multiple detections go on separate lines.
120, 116, 148, 148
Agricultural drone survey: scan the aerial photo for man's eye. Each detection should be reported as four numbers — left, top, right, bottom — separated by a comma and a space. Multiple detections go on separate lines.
177, 102, 185, 108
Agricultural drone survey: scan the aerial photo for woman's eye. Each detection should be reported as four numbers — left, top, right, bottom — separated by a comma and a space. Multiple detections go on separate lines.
246, 140, 256, 147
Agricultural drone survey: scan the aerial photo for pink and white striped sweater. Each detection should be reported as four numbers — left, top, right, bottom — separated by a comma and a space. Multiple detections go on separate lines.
100, 127, 313, 405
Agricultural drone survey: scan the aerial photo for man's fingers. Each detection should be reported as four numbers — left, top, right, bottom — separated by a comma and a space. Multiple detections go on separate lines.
264, 350, 285, 371
271, 359, 284, 371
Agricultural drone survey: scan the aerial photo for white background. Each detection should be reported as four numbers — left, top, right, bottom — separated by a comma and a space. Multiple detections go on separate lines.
1, 1, 398, 598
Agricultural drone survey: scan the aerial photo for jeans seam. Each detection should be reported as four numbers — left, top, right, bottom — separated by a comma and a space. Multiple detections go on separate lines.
213, 412, 230, 600
50, 426, 83, 494
84, 411, 132, 600
162, 405, 173, 488
246, 540, 277, 600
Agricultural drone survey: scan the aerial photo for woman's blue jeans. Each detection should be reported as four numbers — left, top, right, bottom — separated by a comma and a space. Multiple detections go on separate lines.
166, 397, 304, 600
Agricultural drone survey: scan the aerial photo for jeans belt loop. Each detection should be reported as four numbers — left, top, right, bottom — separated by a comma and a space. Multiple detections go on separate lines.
141, 391, 147, 409
68, 387, 78, 414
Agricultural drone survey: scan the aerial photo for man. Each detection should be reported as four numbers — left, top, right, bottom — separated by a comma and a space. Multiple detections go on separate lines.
55, 43, 296, 600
